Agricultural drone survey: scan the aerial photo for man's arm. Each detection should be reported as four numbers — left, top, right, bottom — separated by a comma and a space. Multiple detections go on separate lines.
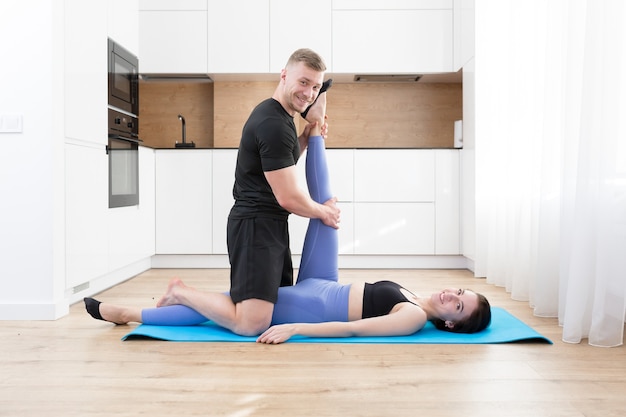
264, 166, 340, 229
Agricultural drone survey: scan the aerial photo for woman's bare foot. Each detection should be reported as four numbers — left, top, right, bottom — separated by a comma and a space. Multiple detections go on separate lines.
156, 278, 190, 307
84, 297, 138, 324
98, 303, 131, 325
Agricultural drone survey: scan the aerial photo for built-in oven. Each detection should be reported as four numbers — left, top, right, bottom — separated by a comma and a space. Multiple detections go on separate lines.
108, 38, 139, 208
107, 108, 140, 208
108, 38, 139, 116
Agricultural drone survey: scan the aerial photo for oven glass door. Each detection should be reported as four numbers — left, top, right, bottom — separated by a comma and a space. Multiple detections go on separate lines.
108, 137, 139, 208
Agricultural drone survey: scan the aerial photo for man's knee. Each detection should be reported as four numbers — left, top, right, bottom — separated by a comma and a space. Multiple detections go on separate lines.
233, 299, 274, 336
233, 319, 271, 336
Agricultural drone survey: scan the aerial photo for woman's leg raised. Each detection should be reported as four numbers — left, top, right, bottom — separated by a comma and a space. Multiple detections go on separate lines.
296, 135, 338, 283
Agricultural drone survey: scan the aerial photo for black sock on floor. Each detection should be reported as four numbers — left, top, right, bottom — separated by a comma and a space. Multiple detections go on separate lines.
84, 297, 105, 321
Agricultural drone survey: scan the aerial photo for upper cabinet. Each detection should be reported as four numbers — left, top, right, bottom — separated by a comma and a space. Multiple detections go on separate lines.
268, 0, 332, 73
453, 0, 475, 70
207, 0, 269, 73
207, 0, 331, 74
332, 0, 454, 73
139, 0, 208, 74
140, 0, 460, 75
108, 0, 139, 54
64, 0, 108, 145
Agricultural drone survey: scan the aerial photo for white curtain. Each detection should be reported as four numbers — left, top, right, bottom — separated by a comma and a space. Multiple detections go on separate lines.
474, 0, 626, 347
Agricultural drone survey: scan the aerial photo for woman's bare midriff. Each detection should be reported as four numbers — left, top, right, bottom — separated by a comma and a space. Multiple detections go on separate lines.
347, 282, 365, 321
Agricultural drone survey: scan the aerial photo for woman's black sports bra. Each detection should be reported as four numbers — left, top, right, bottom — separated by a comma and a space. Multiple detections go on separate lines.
362, 280, 419, 318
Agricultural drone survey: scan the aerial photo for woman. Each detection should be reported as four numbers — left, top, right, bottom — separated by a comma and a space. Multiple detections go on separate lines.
85, 104, 491, 343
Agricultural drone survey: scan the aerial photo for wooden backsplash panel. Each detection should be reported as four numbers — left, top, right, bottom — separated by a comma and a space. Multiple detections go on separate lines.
139, 81, 214, 148
328, 83, 462, 148
213, 81, 462, 148
213, 82, 280, 148
140, 80, 461, 149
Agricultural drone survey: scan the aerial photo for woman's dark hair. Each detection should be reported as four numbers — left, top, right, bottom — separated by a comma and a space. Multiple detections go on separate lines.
430, 292, 491, 334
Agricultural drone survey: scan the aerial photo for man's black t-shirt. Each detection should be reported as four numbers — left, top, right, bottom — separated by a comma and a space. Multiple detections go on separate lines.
230, 98, 300, 220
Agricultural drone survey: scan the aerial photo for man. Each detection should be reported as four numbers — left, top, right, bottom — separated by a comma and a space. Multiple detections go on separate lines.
225, 48, 340, 335
117, 49, 339, 337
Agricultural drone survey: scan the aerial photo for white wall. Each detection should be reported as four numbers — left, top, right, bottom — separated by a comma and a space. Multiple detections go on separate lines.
460, 57, 476, 269
458, 0, 476, 271
0, 1, 67, 318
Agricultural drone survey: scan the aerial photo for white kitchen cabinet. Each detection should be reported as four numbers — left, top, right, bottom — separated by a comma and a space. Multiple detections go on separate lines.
435, 149, 460, 254
139, 0, 207, 10
152, 148, 458, 259
66, 145, 156, 290
211, 149, 237, 254
139, 0, 456, 75
207, 0, 269, 73
269, 0, 332, 73
139, 9, 208, 74
108, 146, 156, 270
329, 149, 356, 254
354, 202, 435, 254
351, 149, 458, 255
330, 0, 455, 74
333, 0, 452, 8
354, 150, 435, 202
64, 0, 107, 146
324, 148, 355, 202
65, 0, 140, 144
453, 0, 475, 71
155, 150, 213, 254
208, 0, 331, 74
332, 8, 453, 73
107, 0, 139, 54
353, 145, 437, 254
65, 144, 109, 289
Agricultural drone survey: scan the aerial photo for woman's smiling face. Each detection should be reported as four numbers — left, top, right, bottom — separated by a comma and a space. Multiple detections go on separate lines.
429, 288, 480, 328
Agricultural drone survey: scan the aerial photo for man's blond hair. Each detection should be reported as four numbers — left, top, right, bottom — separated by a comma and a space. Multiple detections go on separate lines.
286, 48, 327, 72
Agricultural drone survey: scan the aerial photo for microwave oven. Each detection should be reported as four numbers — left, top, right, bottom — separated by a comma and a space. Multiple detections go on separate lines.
108, 38, 139, 116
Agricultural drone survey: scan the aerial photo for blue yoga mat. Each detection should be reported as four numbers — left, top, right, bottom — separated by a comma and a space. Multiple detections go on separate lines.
121, 307, 552, 344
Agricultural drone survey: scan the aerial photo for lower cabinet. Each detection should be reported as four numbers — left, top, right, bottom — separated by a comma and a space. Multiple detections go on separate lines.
354, 202, 435, 255
155, 150, 213, 254
65, 144, 109, 289
108, 147, 156, 269
65, 145, 155, 290
153, 148, 460, 257
211, 149, 237, 254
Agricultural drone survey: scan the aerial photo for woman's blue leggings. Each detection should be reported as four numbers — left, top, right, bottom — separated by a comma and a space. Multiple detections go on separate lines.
141, 136, 350, 326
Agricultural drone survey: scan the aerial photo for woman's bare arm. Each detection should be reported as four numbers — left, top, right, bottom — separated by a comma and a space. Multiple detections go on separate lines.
256, 303, 427, 344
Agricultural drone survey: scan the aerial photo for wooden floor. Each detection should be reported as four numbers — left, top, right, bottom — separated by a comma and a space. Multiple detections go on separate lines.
1, 268, 625, 417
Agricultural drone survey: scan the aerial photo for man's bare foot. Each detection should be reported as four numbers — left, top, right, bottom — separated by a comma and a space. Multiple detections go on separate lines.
156, 278, 189, 307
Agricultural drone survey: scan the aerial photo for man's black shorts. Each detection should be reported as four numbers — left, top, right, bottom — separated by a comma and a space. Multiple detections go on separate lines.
227, 216, 293, 304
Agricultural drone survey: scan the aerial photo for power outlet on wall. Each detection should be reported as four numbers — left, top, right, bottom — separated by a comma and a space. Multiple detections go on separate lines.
0, 114, 23, 133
